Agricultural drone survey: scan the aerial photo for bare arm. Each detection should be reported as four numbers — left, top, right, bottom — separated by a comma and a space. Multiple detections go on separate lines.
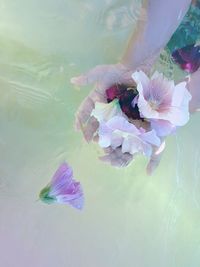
122, 0, 192, 69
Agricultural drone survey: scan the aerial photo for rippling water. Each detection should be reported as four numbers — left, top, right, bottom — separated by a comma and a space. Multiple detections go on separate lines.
0, 1, 200, 267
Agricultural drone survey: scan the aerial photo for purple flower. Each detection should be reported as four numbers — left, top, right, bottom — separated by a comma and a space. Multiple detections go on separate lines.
172, 44, 200, 73
39, 162, 84, 210
132, 71, 192, 136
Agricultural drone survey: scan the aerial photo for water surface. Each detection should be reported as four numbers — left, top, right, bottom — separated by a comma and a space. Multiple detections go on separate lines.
0, 1, 200, 267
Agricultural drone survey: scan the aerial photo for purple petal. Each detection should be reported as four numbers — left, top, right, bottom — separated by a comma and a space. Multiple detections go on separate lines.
68, 195, 84, 210
51, 162, 73, 186
150, 119, 176, 136
56, 181, 84, 210
141, 130, 161, 147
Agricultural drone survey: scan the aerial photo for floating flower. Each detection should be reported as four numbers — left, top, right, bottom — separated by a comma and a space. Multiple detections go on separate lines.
39, 162, 84, 210
132, 71, 192, 136
98, 115, 161, 157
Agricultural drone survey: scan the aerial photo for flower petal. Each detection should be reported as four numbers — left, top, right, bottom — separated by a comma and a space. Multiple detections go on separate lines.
132, 70, 150, 93
150, 119, 176, 136
39, 162, 84, 210
91, 99, 122, 122
141, 130, 161, 146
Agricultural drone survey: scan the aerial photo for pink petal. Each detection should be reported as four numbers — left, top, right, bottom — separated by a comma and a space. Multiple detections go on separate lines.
56, 181, 84, 208
132, 71, 150, 94
141, 130, 161, 146
172, 82, 191, 107
137, 88, 159, 119
107, 116, 140, 135
150, 119, 176, 136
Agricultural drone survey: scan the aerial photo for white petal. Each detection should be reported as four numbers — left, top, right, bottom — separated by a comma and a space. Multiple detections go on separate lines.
132, 70, 150, 89
172, 82, 191, 107
98, 123, 112, 147
91, 99, 122, 122
107, 116, 140, 135
137, 88, 159, 119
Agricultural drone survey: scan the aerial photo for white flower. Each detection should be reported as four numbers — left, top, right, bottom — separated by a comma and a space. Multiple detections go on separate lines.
98, 116, 161, 157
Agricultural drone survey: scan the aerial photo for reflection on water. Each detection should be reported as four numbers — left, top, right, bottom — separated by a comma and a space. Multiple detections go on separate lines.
0, 1, 200, 267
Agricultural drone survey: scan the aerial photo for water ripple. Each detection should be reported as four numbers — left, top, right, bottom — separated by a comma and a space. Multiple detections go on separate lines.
97, 0, 141, 31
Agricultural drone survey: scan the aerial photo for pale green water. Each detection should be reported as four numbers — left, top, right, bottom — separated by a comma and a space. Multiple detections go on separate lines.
0, 1, 200, 267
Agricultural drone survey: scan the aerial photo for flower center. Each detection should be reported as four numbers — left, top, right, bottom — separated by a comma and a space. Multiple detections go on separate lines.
106, 84, 142, 120
149, 99, 159, 110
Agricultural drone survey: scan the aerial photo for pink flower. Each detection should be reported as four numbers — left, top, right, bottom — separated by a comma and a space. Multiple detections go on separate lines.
39, 162, 84, 210
97, 116, 161, 158
132, 71, 192, 136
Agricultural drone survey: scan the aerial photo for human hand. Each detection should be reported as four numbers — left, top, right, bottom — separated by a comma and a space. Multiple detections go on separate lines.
71, 63, 165, 174
71, 63, 134, 141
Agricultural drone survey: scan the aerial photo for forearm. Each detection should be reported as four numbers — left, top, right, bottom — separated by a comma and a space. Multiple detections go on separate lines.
121, 0, 192, 69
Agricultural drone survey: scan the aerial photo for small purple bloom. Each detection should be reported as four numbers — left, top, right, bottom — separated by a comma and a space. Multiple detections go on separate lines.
39, 162, 84, 210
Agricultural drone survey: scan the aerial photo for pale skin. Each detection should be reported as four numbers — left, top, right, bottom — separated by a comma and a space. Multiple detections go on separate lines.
71, 0, 200, 174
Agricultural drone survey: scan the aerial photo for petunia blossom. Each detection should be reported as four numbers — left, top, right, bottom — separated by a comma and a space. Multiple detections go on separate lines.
39, 162, 84, 210
97, 115, 161, 158
132, 71, 192, 136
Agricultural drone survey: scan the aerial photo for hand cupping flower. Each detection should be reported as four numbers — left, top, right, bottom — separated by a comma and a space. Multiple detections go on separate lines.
91, 100, 161, 158
71, 64, 192, 174
88, 70, 191, 171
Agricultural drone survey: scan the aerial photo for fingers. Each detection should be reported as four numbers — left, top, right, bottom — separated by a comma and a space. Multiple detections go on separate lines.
80, 116, 99, 143
100, 147, 133, 167
75, 95, 95, 130
75, 95, 99, 142
75, 84, 106, 128
146, 141, 165, 175
71, 63, 135, 88
71, 65, 112, 86
146, 153, 162, 175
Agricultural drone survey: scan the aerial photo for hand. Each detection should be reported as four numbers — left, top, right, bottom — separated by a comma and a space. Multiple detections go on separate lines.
71, 63, 134, 141
71, 63, 164, 174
